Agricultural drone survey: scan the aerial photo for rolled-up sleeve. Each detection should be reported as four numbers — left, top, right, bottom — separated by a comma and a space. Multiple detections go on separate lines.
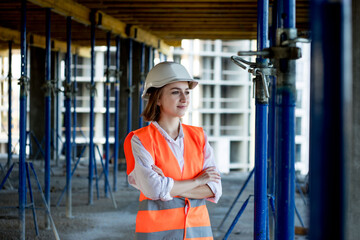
203, 131, 222, 203
128, 135, 174, 201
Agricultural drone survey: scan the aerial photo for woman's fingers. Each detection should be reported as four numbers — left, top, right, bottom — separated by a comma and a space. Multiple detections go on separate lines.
152, 165, 165, 177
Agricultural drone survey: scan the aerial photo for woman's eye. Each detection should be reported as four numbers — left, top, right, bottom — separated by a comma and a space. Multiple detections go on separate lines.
172, 91, 179, 95
185, 91, 190, 95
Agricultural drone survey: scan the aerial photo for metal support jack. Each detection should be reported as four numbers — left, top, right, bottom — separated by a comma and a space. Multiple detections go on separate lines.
65, 16, 73, 218
18, 1, 28, 238
139, 43, 146, 128
7, 40, 12, 169
113, 36, 121, 191
88, 11, 96, 205
104, 31, 111, 198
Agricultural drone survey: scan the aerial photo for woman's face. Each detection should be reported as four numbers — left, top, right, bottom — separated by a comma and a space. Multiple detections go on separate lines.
157, 81, 190, 120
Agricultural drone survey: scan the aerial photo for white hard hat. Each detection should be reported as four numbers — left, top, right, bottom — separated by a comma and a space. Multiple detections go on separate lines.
142, 62, 198, 99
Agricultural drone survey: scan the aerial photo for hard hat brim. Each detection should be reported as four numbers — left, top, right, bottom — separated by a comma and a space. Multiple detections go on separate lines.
142, 79, 198, 99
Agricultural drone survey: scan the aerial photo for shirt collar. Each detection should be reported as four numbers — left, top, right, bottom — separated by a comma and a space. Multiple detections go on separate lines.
152, 121, 184, 143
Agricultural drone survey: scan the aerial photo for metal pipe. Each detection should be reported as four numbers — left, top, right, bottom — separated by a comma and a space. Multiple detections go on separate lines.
19, 1, 27, 238
7, 41, 12, 169
44, 8, 51, 229
139, 43, 145, 128
127, 39, 133, 134
105, 31, 111, 197
267, 3, 278, 238
88, 11, 96, 204
254, 0, 269, 238
55, 51, 60, 166
113, 36, 120, 191
65, 16, 72, 218
73, 54, 77, 163
274, 0, 297, 238
309, 0, 351, 238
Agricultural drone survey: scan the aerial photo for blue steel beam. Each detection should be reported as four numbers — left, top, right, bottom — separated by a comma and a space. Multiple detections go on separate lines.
254, 0, 269, 238
88, 11, 96, 204
19, 0, 27, 238
309, 0, 351, 238
105, 31, 111, 197
139, 43, 145, 128
44, 8, 51, 228
127, 39, 133, 134
113, 36, 120, 191
65, 16, 73, 218
7, 41, 12, 169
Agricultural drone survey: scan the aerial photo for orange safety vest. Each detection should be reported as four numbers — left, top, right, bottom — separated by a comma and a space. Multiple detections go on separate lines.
124, 123, 213, 240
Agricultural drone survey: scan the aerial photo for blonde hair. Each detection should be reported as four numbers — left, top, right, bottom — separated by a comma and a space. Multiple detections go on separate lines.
141, 87, 164, 122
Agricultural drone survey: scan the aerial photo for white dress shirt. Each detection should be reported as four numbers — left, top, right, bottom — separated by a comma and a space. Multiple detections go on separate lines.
128, 122, 222, 203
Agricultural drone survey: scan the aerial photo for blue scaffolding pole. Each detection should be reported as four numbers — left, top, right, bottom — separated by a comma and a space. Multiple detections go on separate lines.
275, 0, 296, 238
105, 31, 111, 197
139, 43, 145, 128
7, 41, 12, 169
88, 11, 96, 204
73, 54, 78, 162
55, 51, 60, 166
254, 0, 269, 238
127, 39, 133, 134
267, 2, 279, 239
113, 36, 121, 191
44, 8, 52, 228
309, 0, 351, 238
19, 1, 27, 238
65, 16, 73, 218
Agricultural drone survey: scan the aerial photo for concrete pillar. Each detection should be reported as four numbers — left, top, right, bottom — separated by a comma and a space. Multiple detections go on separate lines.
30, 46, 45, 159
347, 0, 360, 239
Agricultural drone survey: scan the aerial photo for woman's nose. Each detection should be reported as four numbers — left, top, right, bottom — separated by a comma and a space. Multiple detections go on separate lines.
179, 92, 187, 102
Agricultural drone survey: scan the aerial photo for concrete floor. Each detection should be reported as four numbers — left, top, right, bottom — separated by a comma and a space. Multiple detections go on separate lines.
0, 159, 309, 240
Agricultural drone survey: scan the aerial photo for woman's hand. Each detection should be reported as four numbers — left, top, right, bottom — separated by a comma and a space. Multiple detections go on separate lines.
152, 165, 165, 177
195, 167, 221, 186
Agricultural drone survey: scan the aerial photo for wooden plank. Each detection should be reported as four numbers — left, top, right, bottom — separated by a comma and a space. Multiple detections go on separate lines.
0, 26, 90, 57
27, 0, 127, 36
129, 26, 172, 54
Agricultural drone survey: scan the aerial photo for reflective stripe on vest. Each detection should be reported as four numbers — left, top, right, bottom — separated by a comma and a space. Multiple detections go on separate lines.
124, 123, 213, 240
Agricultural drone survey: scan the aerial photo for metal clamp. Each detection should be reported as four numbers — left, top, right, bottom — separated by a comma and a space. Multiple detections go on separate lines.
18, 75, 30, 97
115, 69, 123, 80
86, 83, 97, 97
126, 85, 136, 96
41, 81, 57, 97
63, 82, 73, 98
231, 56, 274, 99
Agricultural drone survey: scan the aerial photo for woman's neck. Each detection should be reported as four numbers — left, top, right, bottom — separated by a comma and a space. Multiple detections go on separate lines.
157, 117, 181, 140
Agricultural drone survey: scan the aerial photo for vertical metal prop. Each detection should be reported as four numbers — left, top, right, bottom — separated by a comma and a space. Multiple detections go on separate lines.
88, 12, 96, 204
267, 3, 279, 239
139, 43, 145, 128
7, 41, 12, 169
275, 0, 296, 238
44, 8, 51, 228
309, 0, 351, 238
19, 1, 27, 238
127, 39, 133, 134
113, 36, 120, 191
65, 16, 72, 218
254, 0, 269, 238
55, 51, 60, 166
105, 31, 111, 197
73, 54, 77, 163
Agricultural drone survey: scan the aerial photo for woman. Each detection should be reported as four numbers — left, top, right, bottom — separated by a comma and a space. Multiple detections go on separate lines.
124, 62, 222, 240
